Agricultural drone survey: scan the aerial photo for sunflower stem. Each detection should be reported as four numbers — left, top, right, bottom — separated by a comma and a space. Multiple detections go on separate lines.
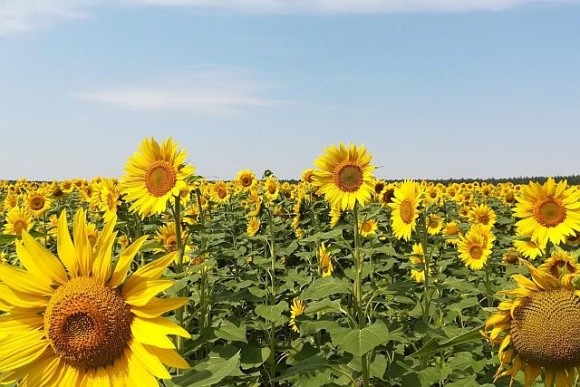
420, 214, 432, 325
353, 204, 370, 387
266, 206, 277, 386
173, 196, 186, 356
484, 263, 492, 307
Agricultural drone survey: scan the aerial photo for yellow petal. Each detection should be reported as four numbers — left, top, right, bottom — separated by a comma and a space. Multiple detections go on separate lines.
109, 236, 148, 289
73, 208, 93, 276
511, 274, 539, 291
130, 340, 171, 379
131, 297, 189, 318
0, 284, 48, 309
485, 311, 510, 330
57, 211, 78, 276
126, 346, 162, 387
0, 330, 49, 372
20, 231, 67, 285
0, 264, 53, 296
25, 355, 64, 387
123, 280, 175, 307
143, 344, 189, 369
524, 363, 541, 385
123, 251, 177, 290
92, 214, 117, 284
131, 318, 177, 349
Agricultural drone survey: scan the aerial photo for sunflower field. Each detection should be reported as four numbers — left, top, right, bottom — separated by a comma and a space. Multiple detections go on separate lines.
0, 138, 579, 387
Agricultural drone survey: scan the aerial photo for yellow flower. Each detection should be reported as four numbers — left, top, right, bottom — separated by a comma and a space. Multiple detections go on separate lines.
3, 207, 34, 237
358, 218, 378, 237
209, 181, 230, 204
318, 243, 333, 277
120, 137, 195, 218
0, 209, 189, 386
485, 259, 580, 387
409, 243, 426, 283
236, 169, 257, 190
289, 298, 306, 333
443, 221, 460, 245
513, 239, 545, 260
426, 213, 442, 236
312, 143, 375, 210
514, 178, 580, 247
389, 180, 423, 241
263, 175, 279, 202
469, 203, 496, 227
247, 217, 260, 237
457, 224, 494, 270
539, 248, 580, 287
25, 189, 52, 218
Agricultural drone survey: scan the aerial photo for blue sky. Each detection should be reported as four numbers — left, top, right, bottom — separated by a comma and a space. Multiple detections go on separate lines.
1, 0, 579, 181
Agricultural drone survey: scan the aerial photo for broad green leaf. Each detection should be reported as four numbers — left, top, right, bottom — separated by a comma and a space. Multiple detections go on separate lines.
278, 355, 330, 380
214, 320, 247, 343
173, 351, 241, 386
300, 277, 352, 300
239, 343, 270, 370
255, 302, 287, 326
334, 320, 389, 357
412, 326, 484, 358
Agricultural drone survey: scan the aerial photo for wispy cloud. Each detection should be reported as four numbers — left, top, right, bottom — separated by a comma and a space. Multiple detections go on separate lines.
75, 71, 287, 114
0, 0, 97, 35
125, 0, 578, 13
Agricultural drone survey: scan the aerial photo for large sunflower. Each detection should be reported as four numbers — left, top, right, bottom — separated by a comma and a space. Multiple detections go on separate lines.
121, 137, 195, 218
3, 206, 35, 237
0, 209, 189, 386
312, 143, 375, 211
514, 178, 580, 247
457, 224, 494, 270
389, 180, 423, 241
485, 259, 580, 386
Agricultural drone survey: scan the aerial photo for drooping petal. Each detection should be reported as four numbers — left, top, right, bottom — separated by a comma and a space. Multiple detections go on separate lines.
109, 236, 148, 289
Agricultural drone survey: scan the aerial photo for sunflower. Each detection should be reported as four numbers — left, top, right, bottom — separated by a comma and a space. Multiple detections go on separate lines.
469, 203, 496, 227
155, 222, 189, 255
514, 178, 580, 248
539, 248, 580, 287
358, 218, 378, 237
0, 209, 189, 386
312, 142, 375, 211
389, 180, 423, 241
457, 224, 494, 270
25, 190, 52, 218
318, 243, 333, 277
289, 298, 306, 333
236, 169, 257, 190
426, 213, 443, 236
263, 175, 279, 202
443, 221, 460, 245
209, 181, 230, 204
2, 207, 34, 237
409, 243, 426, 283
247, 217, 260, 237
120, 137, 195, 218
485, 259, 580, 386
513, 239, 545, 260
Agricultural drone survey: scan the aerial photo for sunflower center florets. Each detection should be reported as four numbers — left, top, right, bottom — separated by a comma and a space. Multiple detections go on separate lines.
30, 196, 45, 210
534, 197, 566, 227
334, 163, 363, 193
511, 289, 580, 369
469, 245, 483, 260
399, 200, 414, 224
44, 277, 133, 370
145, 161, 177, 197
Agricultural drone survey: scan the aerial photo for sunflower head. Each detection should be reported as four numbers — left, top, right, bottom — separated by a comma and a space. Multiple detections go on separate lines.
121, 137, 195, 218
0, 209, 190, 385
514, 178, 580, 248
486, 259, 580, 386
312, 142, 375, 211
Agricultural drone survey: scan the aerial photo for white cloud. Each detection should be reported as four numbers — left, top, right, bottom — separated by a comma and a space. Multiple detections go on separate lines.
75, 71, 287, 114
125, 0, 578, 13
0, 0, 98, 35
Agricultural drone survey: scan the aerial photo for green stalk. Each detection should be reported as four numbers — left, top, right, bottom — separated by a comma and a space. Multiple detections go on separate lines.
266, 207, 277, 386
353, 204, 370, 387
172, 196, 186, 355
419, 215, 431, 325
484, 263, 492, 307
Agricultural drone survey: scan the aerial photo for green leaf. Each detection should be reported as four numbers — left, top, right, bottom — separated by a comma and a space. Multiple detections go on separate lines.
300, 277, 352, 300
255, 302, 288, 326
239, 343, 270, 370
214, 320, 247, 343
412, 326, 484, 358
278, 355, 330, 380
304, 298, 343, 315
173, 351, 241, 386
334, 320, 389, 357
